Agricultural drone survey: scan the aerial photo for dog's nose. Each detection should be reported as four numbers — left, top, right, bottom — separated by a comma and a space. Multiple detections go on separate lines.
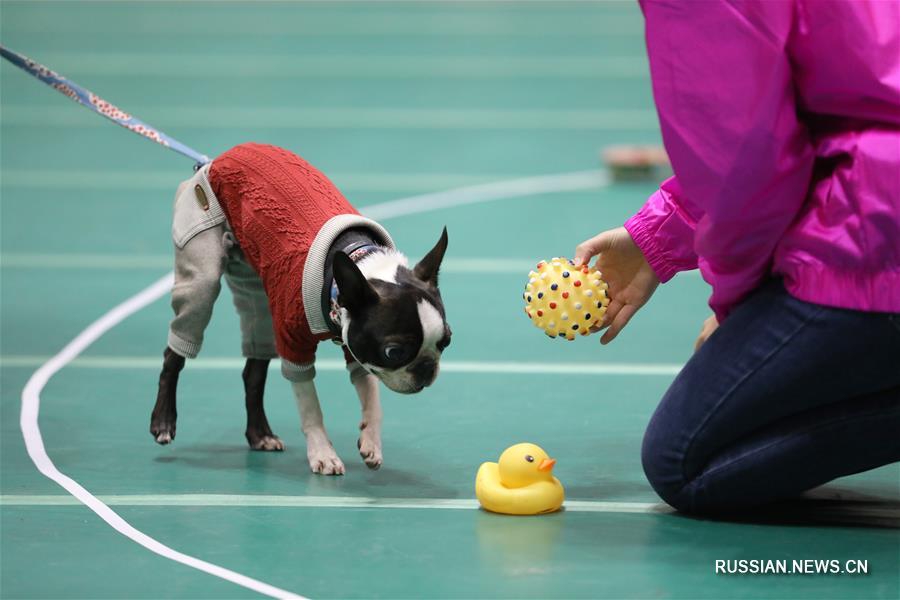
409, 358, 437, 383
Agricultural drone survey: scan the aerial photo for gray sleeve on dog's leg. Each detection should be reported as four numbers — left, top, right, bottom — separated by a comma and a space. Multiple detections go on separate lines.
281, 359, 316, 382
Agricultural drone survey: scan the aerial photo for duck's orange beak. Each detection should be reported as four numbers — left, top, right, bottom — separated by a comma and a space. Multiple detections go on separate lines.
538, 458, 556, 472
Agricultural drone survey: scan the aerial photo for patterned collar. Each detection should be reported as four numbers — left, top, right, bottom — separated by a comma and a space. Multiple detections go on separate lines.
327, 243, 381, 336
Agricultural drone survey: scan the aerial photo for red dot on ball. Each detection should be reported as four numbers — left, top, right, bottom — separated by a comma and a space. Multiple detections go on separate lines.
537, 310, 543, 316
574, 280, 582, 287
549, 302, 557, 309
562, 292, 569, 299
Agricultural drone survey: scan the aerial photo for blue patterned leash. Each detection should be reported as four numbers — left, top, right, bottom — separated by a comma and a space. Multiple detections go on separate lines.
1, 44, 210, 169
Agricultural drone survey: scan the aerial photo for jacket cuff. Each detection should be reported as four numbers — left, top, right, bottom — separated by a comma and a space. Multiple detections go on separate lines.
281, 359, 316, 382
168, 330, 201, 359
624, 178, 699, 283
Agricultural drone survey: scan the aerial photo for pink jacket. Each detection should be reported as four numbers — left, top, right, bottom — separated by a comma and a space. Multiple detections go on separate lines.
624, 0, 900, 321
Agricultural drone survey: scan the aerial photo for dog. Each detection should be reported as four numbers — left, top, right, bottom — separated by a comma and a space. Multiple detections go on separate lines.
150, 143, 450, 475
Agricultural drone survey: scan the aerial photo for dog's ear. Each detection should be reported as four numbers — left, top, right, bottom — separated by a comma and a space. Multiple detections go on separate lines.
334, 252, 379, 312
413, 227, 448, 287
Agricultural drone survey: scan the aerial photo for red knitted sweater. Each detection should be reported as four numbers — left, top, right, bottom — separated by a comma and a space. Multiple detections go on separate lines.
208, 143, 358, 366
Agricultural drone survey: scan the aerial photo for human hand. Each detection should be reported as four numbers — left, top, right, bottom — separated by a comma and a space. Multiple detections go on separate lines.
694, 314, 718, 352
574, 227, 660, 344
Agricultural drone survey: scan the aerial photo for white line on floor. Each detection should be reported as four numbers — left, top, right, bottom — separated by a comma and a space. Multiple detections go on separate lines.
0, 170, 528, 192
3, 106, 659, 130
2, 356, 683, 375
0, 254, 538, 271
1, 254, 174, 269
3, 170, 611, 270
2, 255, 704, 280
10, 16, 643, 37
364, 170, 609, 219
19, 273, 303, 599
16, 171, 615, 599
25, 53, 649, 79
0, 494, 673, 514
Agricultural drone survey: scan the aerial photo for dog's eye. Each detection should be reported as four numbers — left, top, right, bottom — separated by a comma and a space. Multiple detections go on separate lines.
383, 344, 411, 363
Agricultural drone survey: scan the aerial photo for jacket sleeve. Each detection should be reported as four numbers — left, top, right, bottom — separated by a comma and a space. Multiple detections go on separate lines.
636, 0, 815, 320
624, 176, 700, 283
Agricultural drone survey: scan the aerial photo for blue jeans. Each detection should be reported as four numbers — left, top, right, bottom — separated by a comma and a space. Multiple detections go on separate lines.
642, 279, 900, 514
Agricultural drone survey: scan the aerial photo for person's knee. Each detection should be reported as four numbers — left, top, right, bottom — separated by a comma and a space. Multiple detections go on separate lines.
642, 418, 742, 514
641, 410, 693, 512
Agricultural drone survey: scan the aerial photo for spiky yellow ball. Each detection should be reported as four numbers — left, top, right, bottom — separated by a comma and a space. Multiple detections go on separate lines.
523, 257, 610, 340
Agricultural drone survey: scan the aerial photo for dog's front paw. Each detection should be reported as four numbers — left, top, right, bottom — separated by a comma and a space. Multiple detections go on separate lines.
307, 437, 345, 475
357, 423, 383, 470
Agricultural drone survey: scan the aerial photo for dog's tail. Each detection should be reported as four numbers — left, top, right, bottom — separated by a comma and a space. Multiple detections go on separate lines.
0, 44, 209, 170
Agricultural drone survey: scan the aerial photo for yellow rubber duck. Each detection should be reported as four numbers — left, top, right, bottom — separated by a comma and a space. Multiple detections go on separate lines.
475, 443, 565, 515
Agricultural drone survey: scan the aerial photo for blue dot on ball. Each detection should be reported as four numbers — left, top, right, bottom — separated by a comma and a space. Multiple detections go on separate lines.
551, 283, 558, 291
585, 313, 591, 320
527, 296, 532, 302
572, 324, 579, 330
538, 292, 543, 298
562, 271, 570, 278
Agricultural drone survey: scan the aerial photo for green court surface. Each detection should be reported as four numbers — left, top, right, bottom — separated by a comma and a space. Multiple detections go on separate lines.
1, 2, 898, 599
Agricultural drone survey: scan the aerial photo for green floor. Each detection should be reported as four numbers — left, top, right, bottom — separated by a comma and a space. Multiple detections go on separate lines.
1, 2, 898, 598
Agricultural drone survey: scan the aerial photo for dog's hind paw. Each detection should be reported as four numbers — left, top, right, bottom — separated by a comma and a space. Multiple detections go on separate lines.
150, 420, 176, 445
248, 434, 285, 452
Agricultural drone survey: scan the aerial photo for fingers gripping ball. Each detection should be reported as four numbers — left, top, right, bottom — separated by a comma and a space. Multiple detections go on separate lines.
523, 258, 610, 340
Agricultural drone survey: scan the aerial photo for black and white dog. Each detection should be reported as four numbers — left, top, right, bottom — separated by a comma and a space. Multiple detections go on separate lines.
150, 143, 450, 475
